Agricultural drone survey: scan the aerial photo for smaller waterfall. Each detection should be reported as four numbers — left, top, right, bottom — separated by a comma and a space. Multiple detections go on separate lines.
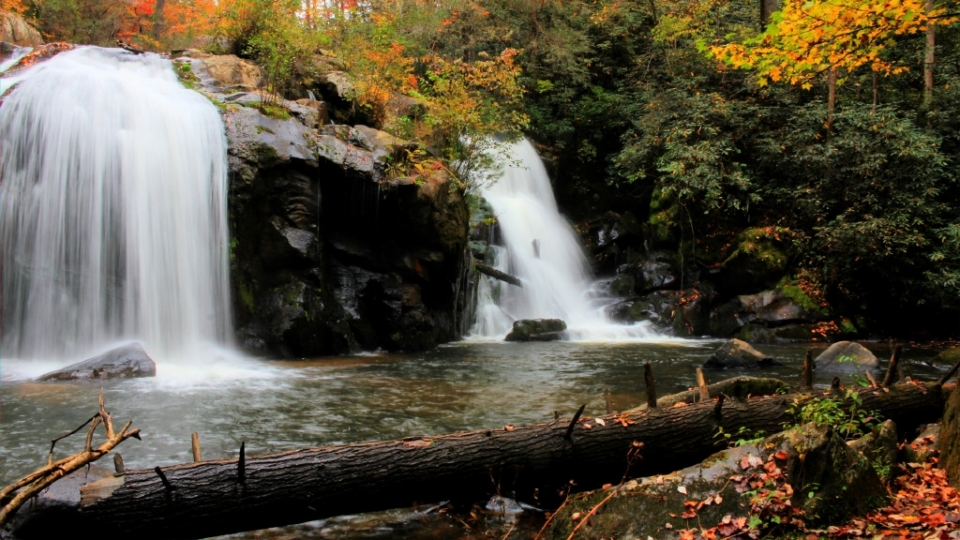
470, 139, 661, 341
0, 47, 232, 362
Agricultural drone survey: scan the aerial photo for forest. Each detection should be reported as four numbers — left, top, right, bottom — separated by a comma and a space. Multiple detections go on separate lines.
8, 0, 960, 337
4, 0, 960, 539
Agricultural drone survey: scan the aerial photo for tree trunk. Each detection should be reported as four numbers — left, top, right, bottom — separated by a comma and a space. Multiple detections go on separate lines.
152, 0, 165, 41
8, 383, 947, 540
760, 0, 781, 27
475, 263, 522, 287
827, 66, 838, 131
924, 0, 935, 109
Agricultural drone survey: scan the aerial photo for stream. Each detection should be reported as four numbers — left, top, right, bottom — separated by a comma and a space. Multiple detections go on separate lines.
0, 340, 948, 538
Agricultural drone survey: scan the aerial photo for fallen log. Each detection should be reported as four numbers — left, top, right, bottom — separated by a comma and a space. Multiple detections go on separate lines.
475, 262, 522, 287
626, 376, 790, 411
8, 382, 948, 540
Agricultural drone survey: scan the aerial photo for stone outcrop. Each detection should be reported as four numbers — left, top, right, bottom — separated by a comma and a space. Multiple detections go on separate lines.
545, 422, 887, 539
708, 289, 819, 338
37, 343, 156, 381
605, 286, 711, 337
0, 12, 42, 47
504, 318, 566, 342
170, 57, 471, 356
814, 341, 879, 373
183, 52, 264, 91
703, 338, 782, 369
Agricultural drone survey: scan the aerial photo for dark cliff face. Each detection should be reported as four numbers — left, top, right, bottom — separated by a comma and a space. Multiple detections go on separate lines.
221, 90, 469, 357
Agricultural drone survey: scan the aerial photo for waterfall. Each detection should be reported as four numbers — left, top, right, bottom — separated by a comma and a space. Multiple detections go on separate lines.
0, 47, 232, 362
469, 139, 660, 341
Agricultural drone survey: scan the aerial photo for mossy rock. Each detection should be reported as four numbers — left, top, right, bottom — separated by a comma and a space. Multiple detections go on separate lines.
941, 384, 960, 488
504, 319, 567, 342
546, 422, 887, 539
932, 347, 960, 366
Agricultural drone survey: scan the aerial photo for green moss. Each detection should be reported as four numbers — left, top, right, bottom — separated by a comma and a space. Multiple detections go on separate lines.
238, 277, 255, 313
256, 125, 275, 134
249, 142, 281, 168
777, 277, 829, 317
242, 101, 291, 120
173, 60, 199, 90
933, 347, 960, 365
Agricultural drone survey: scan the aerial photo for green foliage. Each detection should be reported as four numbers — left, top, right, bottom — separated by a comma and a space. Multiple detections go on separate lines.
715, 425, 766, 447
786, 388, 882, 441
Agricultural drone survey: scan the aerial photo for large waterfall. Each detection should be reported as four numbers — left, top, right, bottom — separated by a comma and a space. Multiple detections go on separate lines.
0, 47, 232, 362
470, 139, 659, 341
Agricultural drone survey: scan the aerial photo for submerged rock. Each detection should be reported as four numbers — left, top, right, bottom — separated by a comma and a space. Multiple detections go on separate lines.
504, 319, 566, 342
37, 343, 156, 381
703, 338, 781, 369
814, 341, 878, 373
546, 422, 887, 539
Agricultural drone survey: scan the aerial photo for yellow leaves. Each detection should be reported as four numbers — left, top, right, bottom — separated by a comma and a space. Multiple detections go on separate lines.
707, 0, 956, 88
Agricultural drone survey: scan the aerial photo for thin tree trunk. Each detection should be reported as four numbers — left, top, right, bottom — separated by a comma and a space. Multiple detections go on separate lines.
827, 67, 838, 132
924, 0, 935, 109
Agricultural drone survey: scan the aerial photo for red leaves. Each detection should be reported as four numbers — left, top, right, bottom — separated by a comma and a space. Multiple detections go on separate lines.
837, 460, 960, 539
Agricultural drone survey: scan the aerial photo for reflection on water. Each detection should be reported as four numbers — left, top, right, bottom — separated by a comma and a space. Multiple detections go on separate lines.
0, 340, 947, 538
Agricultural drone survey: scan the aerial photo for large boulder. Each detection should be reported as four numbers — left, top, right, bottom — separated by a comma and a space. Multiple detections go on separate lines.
545, 422, 887, 539
708, 289, 819, 337
941, 384, 960, 487
187, 55, 471, 357
37, 343, 156, 381
703, 338, 781, 369
814, 341, 878, 373
504, 319, 566, 342
193, 54, 263, 91
0, 12, 42, 47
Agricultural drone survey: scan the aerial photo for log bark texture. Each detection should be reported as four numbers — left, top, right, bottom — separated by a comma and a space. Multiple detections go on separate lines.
10, 383, 947, 540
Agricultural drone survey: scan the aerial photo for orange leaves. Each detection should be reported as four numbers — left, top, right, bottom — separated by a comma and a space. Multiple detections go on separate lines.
706, 0, 958, 88
0, 0, 28, 15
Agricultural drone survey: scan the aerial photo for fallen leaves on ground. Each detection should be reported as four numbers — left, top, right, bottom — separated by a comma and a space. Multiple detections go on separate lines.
682, 454, 959, 540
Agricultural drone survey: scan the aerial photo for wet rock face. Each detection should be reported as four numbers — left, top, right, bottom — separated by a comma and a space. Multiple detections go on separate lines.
703, 338, 782, 369
200, 60, 470, 357
708, 289, 818, 338
505, 319, 567, 342
814, 341, 879, 373
37, 343, 156, 381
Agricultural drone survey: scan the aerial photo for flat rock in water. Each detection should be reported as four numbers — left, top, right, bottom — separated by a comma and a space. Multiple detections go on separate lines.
814, 341, 878, 373
37, 343, 156, 381
504, 319, 566, 342
703, 338, 782, 369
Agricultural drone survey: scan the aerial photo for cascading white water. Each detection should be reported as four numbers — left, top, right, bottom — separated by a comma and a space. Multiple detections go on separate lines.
0, 47, 232, 362
470, 139, 661, 341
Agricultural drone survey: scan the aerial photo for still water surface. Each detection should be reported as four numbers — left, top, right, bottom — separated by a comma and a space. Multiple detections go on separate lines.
0, 340, 947, 537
